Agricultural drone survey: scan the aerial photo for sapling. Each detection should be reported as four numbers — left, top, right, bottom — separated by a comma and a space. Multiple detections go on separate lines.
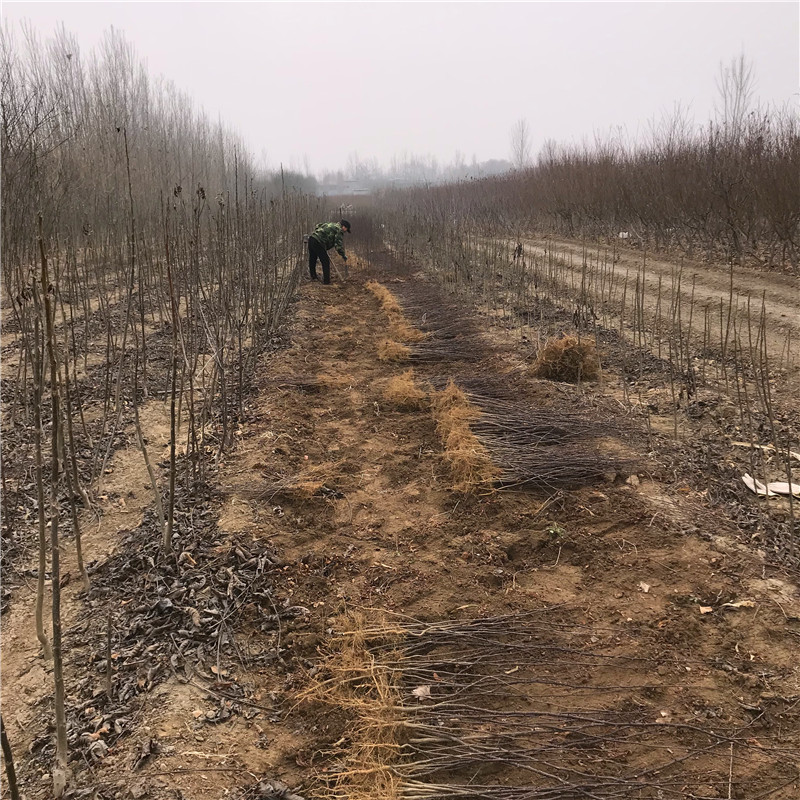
38, 217, 69, 796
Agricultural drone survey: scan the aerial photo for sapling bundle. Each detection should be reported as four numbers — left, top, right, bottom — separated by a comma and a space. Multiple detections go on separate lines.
531, 336, 600, 383
305, 610, 793, 799
429, 379, 626, 492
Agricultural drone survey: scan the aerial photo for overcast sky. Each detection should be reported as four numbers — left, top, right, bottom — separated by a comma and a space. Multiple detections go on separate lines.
3, 1, 798, 175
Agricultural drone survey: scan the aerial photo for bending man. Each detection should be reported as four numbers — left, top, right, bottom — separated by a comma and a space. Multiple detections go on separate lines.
308, 219, 351, 284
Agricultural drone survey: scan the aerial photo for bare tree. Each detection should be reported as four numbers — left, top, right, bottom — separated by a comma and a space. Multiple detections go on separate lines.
510, 118, 532, 170
715, 53, 755, 142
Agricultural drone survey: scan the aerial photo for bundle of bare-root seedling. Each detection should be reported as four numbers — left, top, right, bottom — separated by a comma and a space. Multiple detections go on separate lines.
431, 381, 500, 492
471, 401, 627, 490
531, 335, 601, 383
303, 610, 794, 799
430, 378, 627, 491
370, 280, 485, 364
389, 283, 490, 364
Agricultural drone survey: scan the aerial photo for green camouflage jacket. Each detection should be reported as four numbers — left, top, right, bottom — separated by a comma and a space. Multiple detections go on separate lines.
309, 222, 346, 258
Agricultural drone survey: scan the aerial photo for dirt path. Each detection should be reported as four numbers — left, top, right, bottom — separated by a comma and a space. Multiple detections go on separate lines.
519, 235, 800, 374
3, 260, 799, 798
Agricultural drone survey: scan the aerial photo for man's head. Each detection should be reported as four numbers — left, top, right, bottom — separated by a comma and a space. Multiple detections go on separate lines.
340, 219, 351, 233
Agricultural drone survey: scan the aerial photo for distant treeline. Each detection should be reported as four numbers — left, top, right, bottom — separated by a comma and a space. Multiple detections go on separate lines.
315, 154, 513, 195
374, 103, 799, 270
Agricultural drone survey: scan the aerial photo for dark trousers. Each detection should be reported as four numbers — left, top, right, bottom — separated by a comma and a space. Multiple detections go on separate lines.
308, 237, 331, 284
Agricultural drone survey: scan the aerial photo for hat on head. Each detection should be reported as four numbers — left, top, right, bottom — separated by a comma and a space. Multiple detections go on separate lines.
340, 219, 351, 233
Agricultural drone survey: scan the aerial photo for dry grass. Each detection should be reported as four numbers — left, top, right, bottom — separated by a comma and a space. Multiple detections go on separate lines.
532, 335, 600, 382
383, 370, 429, 410
298, 613, 405, 799
431, 381, 499, 492
378, 339, 411, 362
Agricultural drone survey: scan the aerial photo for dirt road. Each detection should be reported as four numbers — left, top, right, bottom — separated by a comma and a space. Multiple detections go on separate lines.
519, 235, 800, 374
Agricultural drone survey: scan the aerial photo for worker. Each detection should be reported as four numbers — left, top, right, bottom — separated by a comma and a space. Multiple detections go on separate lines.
307, 219, 351, 284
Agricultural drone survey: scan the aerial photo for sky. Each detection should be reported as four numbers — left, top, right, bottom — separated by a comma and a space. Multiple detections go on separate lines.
3, 1, 798, 175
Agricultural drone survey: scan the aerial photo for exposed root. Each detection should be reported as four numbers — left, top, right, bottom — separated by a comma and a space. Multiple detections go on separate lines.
298, 612, 404, 799
366, 280, 403, 316
383, 370, 429, 411
431, 381, 499, 492
367, 281, 428, 342
532, 335, 600, 382
378, 340, 411, 362
251, 460, 347, 501
389, 316, 427, 343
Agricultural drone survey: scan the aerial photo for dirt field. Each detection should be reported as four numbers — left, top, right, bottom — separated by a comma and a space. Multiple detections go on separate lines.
2, 253, 800, 799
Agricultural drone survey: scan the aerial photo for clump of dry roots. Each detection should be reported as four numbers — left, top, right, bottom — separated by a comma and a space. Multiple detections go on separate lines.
532, 335, 600, 382
367, 280, 428, 343
252, 460, 347, 501
378, 339, 411, 362
366, 279, 403, 316
383, 370, 429, 410
298, 612, 405, 800
431, 381, 500, 492
300, 611, 791, 799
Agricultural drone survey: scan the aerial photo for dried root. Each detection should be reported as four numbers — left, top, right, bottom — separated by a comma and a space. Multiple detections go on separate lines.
389, 316, 427, 343
366, 280, 403, 316
367, 280, 428, 343
532, 335, 600, 382
378, 340, 411, 362
298, 612, 404, 799
383, 370, 429, 410
431, 381, 499, 492
253, 460, 347, 501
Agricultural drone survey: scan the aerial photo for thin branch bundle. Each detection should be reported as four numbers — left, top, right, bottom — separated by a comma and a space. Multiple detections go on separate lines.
303, 611, 796, 799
